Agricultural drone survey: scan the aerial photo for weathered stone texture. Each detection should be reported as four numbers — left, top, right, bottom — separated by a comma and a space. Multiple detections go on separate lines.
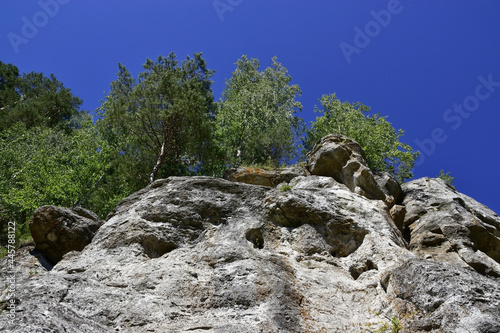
402, 177, 500, 278
306, 134, 400, 207
29, 205, 103, 264
224, 166, 307, 187
1, 137, 499, 332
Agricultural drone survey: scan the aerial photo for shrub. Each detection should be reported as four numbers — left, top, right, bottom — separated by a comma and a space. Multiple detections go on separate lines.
438, 169, 455, 186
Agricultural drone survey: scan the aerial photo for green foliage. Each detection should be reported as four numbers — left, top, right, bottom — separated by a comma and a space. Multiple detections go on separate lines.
280, 183, 292, 192
369, 316, 403, 333
0, 115, 112, 245
438, 169, 455, 186
0, 62, 20, 109
0, 61, 82, 131
305, 94, 418, 181
215, 55, 304, 168
97, 52, 219, 185
390, 316, 402, 332
0, 57, 424, 256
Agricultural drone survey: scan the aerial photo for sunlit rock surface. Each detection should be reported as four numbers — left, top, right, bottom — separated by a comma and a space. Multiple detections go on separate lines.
1, 136, 499, 332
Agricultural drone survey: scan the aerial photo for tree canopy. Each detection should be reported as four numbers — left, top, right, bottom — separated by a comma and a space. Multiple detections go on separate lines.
0, 61, 82, 131
304, 94, 418, 181
0, 57, 423, 257
97, 52, 217, 184
215, 56, 303, 167
0, 114, 111, 244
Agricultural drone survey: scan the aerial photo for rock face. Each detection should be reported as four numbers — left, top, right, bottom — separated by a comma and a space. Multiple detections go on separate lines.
1, 136, 499, 332
29, 205, 103, 264
224, 166, 307, 187
402, 177, 500, 278
306, 134, 397, 206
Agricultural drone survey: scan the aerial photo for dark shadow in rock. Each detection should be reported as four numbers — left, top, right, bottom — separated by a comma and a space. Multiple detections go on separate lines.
320, 218, 368, 257
403, 225, 412, 244
139, 235, 179, 259
468, 224, 500, 264
29, 248, 54, 271
100, 221, 188, 259
349, 259, 377, 280
246, 228, 264, 249
467, 259, 500, 278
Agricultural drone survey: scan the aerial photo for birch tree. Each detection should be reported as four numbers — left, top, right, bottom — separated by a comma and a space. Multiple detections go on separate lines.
215, 56, 303, 167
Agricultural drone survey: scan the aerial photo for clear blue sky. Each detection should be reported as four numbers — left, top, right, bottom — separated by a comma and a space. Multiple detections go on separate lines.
1, 1, 499, 213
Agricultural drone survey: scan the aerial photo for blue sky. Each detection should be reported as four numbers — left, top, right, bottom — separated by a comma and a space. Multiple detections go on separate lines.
1, 1, 499, 213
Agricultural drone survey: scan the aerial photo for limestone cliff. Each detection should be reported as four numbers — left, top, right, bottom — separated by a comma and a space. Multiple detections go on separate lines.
1, 135, 499, 332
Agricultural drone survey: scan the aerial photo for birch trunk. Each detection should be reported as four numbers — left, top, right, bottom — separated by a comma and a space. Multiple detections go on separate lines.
149, 140, 166, 184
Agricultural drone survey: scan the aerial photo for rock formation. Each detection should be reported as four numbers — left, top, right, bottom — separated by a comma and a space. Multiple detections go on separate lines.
224, 166, 307, 187
306, 135, 387, 204
402, 177, 500, 278
1, 134, 499, 332
29, 205, 103, 264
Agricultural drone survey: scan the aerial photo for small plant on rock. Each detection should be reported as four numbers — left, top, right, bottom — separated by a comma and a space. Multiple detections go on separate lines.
280, 183, 292, 192
367, 313, 403, 333
438, 169, 456, 186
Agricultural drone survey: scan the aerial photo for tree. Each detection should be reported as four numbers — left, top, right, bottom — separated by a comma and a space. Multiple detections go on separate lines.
0, 114, 112, 245
0, 61, 20, 110
305, 94, 418, 181
0, 61, 82, 131
215, 55, 303, 167
97, 52, 216, 184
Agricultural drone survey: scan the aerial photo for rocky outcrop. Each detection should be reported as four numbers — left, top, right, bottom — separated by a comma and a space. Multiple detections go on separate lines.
306, 134, 398, 207
224, 166, 307, 187
386, 259, 500, 332
29, 205, 103, 264
265, 175, 405, 257
402, 177, 500, 278
374, 171, 403, 207
1, 136, 499, 332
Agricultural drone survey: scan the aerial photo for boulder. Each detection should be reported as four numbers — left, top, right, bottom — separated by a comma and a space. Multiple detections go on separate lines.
306, 134, 394, 206
29, 206, 103, 264
223, 166, 307, 187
